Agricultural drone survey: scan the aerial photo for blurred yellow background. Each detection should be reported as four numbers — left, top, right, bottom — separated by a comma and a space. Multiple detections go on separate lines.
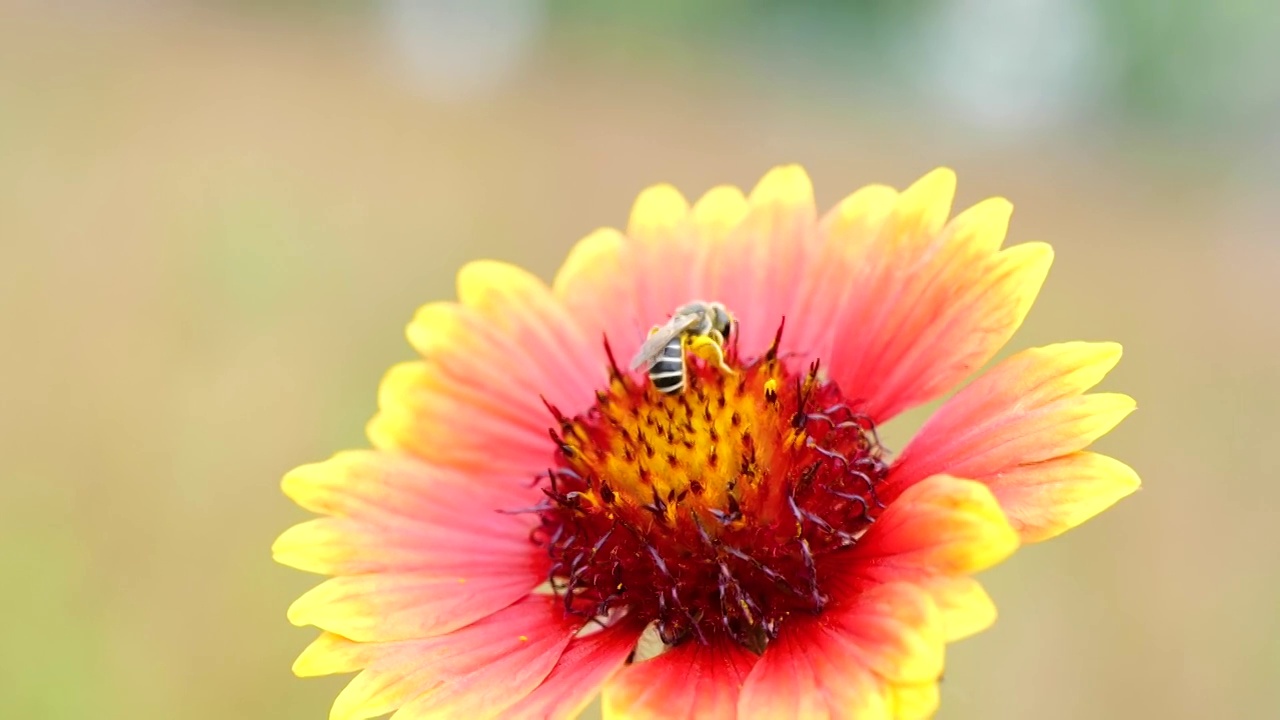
2, 2, 1278, 718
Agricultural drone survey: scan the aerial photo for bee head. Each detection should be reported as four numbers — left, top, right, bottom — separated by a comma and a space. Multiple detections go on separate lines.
672, 300, 734, 342
708, 302, 733, 340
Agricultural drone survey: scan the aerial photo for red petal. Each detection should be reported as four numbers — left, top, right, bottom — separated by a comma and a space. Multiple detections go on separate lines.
504, 621, 645, 720
602, 637, 757, 720
739, 583, 944, 720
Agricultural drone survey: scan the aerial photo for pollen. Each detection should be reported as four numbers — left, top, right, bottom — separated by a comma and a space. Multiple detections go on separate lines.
533, 326, 890, 652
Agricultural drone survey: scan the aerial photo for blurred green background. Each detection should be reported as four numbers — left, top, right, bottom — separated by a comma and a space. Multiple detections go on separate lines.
2, 1, 1278, 718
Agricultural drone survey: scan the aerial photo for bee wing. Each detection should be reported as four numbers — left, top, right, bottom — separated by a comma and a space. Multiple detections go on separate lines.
628, 313, 700, 370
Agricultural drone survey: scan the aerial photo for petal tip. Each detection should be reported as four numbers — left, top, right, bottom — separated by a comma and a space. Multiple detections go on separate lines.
405, 302, 458, 354
629, 182, 690, 232
986, 195, 1014, 213
911, 166, 958, 195
1022, 239, 1056, 262
692, 184, 748, 217
1097, 454, 1142, 498
1076, 339, 1123, 363
271, 523, 324, 573
749, 164, 815, 205
552, 227, 627, 296
456, 259, 537, 305
291, 634, 353, 678
1006, 452, 1143, 543
1002, 241, 1055, 288
892, 167, 959, 235
280, 459, 330, 504
1098, 392, 1138, 421
286, 597, 312, 628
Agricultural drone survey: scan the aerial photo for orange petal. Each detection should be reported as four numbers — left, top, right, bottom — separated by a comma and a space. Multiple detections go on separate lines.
552, 167, 818, 365
287, 569, 543, 643
847, 475, 1019, 578
273, 515, 539, 579
504, 621, 645, 720
453, 260, 596, 367
822, 476, 1013, 645
602, 637, 757, 720
695, 165, 819, 353
552, 228, 645, 360
327, 595, 580, 720
788, 182, 899, 362
865, 241, 1053, 420
281, 450, 528, 520
365, 360, 553, 475
552, 183, 705, 373
625, 182, 701, 330
272, 464, 539, 576
987, 451, 1141, 543
829, 573, 994, 646
813, 169, 1054, 422
555, 186, 730, 372
370, 261, 604, 475
888, 342, 1138, 540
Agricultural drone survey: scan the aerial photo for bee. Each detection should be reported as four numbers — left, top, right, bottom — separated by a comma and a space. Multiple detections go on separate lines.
628, 301, 736, 394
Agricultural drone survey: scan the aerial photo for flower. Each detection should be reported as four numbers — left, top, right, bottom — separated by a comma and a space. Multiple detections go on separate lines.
274, 165, 1139, 719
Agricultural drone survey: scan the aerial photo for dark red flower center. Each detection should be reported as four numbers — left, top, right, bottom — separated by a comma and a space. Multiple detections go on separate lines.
533, 327, 889, 651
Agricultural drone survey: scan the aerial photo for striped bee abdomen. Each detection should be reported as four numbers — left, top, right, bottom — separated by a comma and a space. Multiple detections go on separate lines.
647, 339, 686, 394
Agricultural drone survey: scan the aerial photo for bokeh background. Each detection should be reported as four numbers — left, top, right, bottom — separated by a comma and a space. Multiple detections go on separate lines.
3, 1, 1278, 718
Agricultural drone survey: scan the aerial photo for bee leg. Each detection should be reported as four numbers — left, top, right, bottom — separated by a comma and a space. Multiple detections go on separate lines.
688, 335, 736, 376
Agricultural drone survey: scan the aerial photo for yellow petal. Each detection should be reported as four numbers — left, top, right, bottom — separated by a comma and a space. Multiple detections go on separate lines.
691, 185, 749, 243
917, 575, 998, 642
943, 195, 1013, 256
890, 167, 956, 243
747, 163, 814, 209
989, 451, 1142, 542
293, 632, 379, 678
889, 681, 941, 720
627, 182, 690, 240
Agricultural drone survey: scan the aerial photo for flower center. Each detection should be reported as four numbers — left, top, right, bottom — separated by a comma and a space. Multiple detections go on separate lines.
533, 326, 889, 651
